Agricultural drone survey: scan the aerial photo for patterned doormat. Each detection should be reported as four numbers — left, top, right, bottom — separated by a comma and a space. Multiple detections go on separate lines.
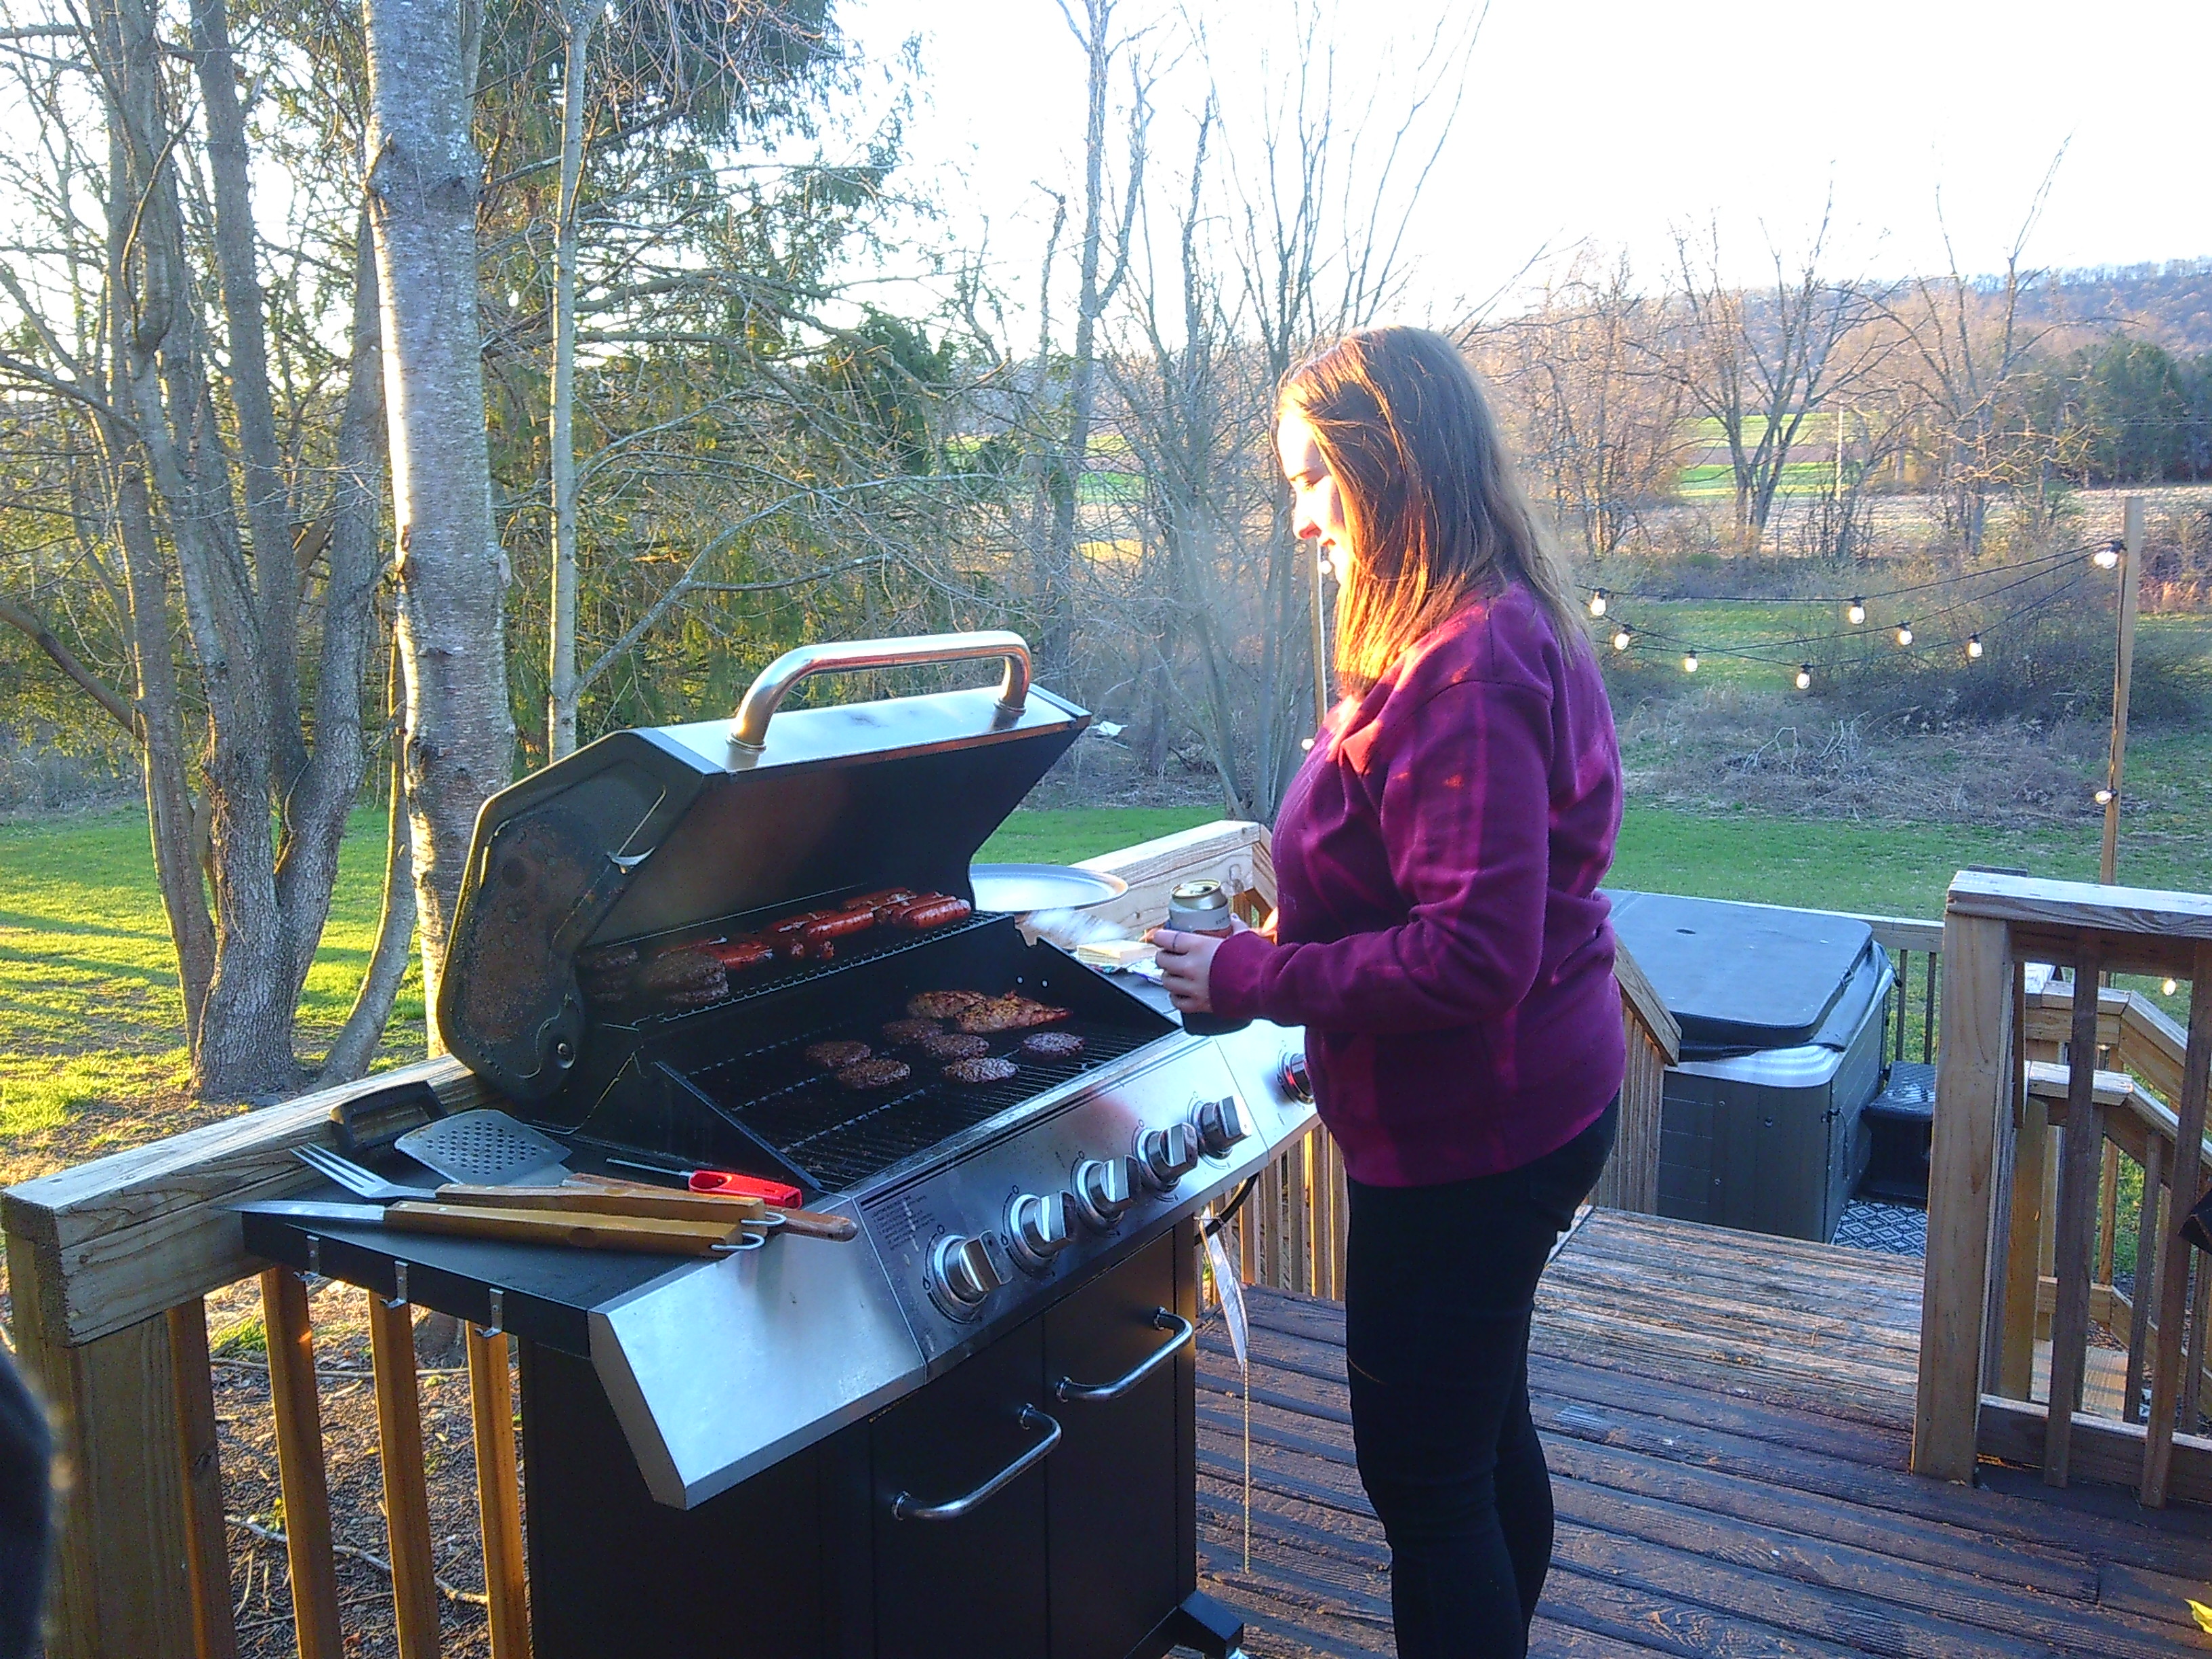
1830, 1197, 1928, 1258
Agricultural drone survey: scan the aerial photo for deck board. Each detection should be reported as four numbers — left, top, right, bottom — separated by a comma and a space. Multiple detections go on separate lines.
1192, 1206, 2212, 1657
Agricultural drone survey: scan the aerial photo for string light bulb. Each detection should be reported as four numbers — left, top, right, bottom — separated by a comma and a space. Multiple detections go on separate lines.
1588, 588, 1608, 617
2093, 540, 2122, 571
1967, 634, 1983, 660
1317, 552, 1332, 577
2164, 978, 2179, 998
1682, 650, 1700, 674
1795, 664, 1813, 690
1895, 623, 1914, 647
2095, 787, 2114, 806
1611, 624, 1633, 653
1847, 597, 1866, 626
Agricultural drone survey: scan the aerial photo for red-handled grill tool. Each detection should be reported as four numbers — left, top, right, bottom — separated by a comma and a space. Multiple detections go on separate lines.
604, 1158, 802, 1208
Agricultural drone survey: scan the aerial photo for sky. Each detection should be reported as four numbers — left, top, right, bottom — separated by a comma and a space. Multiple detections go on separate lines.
841, 0, 2212, 328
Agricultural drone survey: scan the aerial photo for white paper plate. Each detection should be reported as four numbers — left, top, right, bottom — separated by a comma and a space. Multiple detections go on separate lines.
969, 863, 1130, 912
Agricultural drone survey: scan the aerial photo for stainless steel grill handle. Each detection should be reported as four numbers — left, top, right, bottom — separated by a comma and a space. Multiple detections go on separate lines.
729, 630, 1033, 751
1054, 1309, 1195, 1404
890, 1405, 1061, 1521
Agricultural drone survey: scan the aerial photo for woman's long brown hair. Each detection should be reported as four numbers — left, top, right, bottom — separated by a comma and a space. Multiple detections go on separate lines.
1282, 326, 1585, 693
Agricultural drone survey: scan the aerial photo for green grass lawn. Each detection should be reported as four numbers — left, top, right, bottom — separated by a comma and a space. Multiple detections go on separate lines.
3, 798, 2205, 1183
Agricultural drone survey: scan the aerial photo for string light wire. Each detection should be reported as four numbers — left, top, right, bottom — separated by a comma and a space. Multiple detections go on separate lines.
1637, 566, 2097, 681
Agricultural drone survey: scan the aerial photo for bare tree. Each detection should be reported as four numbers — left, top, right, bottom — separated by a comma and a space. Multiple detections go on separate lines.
0, 0, 392, 1099
1660, 204, 1890, 546
364, 0, 514, 1039
1038, 0, 1149, 687
1481, 250, 1683, 560
1877, 171, 2064, 554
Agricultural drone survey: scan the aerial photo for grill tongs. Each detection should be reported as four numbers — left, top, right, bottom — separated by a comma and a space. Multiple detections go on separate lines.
268, 1145, 855, 1258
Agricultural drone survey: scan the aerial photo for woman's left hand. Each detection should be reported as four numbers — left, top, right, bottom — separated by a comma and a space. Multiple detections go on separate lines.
1151, 914, 1248, 1015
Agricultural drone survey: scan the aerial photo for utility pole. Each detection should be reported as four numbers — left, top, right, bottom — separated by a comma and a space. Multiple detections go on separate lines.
2099, 495, 2143, 885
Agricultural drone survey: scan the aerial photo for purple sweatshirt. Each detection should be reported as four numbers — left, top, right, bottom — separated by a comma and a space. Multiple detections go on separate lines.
1210, 584, 1625, 1187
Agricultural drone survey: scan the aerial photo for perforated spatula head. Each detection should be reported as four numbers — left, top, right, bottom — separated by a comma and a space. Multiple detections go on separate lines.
394, 1109, 571, 1186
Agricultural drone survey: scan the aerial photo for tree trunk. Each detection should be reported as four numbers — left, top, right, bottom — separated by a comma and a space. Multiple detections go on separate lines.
191, 0, 303, 787
101, 0, 301, 1102
547, 0, 597, 759
323, 638, 417, 1084
363, 0, 514, 1045
274, 216, 388, 1006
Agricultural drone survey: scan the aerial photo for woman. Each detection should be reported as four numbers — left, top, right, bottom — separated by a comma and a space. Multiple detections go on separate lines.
1155, 326, 1623, 1658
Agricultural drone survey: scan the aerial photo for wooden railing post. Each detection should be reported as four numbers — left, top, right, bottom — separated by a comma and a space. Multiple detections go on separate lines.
2142, 947, 2212, 1505
163, 1298, 239, 1659
1, 1228, 199, 1659
369, 1294, 443, 1658
1914, 911, 2013, 1481
262, 1267, 344, 1659
2044, 947, 2106, 1484
467, 1324, 532, 1658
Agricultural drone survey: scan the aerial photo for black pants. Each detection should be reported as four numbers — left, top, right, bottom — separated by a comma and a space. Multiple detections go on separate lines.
1343, 1100, 1618, 1659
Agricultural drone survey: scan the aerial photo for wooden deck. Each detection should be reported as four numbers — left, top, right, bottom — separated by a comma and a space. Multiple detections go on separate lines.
1191, 1208, 2212, 1657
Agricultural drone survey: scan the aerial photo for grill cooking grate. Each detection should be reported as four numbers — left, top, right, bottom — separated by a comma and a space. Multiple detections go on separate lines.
603, 912, 1010, 1031
680, 1015, 1157, 1192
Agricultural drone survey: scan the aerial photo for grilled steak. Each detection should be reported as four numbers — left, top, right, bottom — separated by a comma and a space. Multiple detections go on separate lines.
955, 995, 1072, 1035
941, 1056, 1019, 1086
906, 989, 987, 1021
836, 1057, 912, 1091
804, 1040, 873, 1071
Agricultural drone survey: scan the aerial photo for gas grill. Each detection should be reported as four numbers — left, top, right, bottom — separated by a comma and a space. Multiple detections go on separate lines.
240, 631, 1314, 1659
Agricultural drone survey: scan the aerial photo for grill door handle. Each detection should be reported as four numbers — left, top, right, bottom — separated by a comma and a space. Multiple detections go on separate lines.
890, 1405, 1061, 1521
729, 630, 1033, 751
1054, 1308, 1195, 1404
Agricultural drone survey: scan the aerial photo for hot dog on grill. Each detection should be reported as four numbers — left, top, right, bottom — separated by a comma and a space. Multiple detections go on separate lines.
800, 907, 876, 946
708, 937, 775, 972
884, 895, 970, 931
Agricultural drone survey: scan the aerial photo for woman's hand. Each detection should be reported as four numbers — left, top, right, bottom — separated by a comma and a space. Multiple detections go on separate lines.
1151, 914, 1250, 1015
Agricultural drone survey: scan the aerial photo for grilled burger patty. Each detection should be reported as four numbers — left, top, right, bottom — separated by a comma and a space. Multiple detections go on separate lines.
1019, 1030, 1086, 1059
941, 1055, 1019, 1086
914, 1031, 989, 1062
879, 1018, 943, 1046
836, 1057, 913, 1091
804, 1039, 873, 1071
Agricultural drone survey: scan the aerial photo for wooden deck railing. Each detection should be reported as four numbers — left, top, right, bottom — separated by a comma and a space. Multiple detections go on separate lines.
1915, 872, 2212, 1507
0, 817, 1681, 1656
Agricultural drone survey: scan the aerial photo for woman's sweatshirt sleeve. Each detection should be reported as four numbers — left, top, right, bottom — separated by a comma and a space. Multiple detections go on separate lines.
1209, 678, 1551, 1033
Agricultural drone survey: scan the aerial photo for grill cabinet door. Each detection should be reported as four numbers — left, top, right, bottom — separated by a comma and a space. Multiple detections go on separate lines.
870, 1317, 1050, 1658
1045, 1233, 1181, 1659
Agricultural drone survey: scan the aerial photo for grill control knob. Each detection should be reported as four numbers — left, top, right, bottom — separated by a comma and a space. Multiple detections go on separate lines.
931, 1233, 1008, 1307
1136, 1122, 1200, 1190
1006, 1191, 1073, 1273
1192, 1097, 1250, 1158
1279, 1052, 1313, 1104
1070, 1156, 1137, 1230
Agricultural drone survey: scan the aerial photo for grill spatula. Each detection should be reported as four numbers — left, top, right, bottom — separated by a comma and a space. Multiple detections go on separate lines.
396, 1108, 571, 1186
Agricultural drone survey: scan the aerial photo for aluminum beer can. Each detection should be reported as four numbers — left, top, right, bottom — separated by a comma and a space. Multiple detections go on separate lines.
1164, 880, 1248, 1036
1167, 880, 1233, 936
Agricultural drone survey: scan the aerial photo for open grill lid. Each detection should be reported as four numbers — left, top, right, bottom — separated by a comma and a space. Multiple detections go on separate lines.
438, 632, 1086, 1102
